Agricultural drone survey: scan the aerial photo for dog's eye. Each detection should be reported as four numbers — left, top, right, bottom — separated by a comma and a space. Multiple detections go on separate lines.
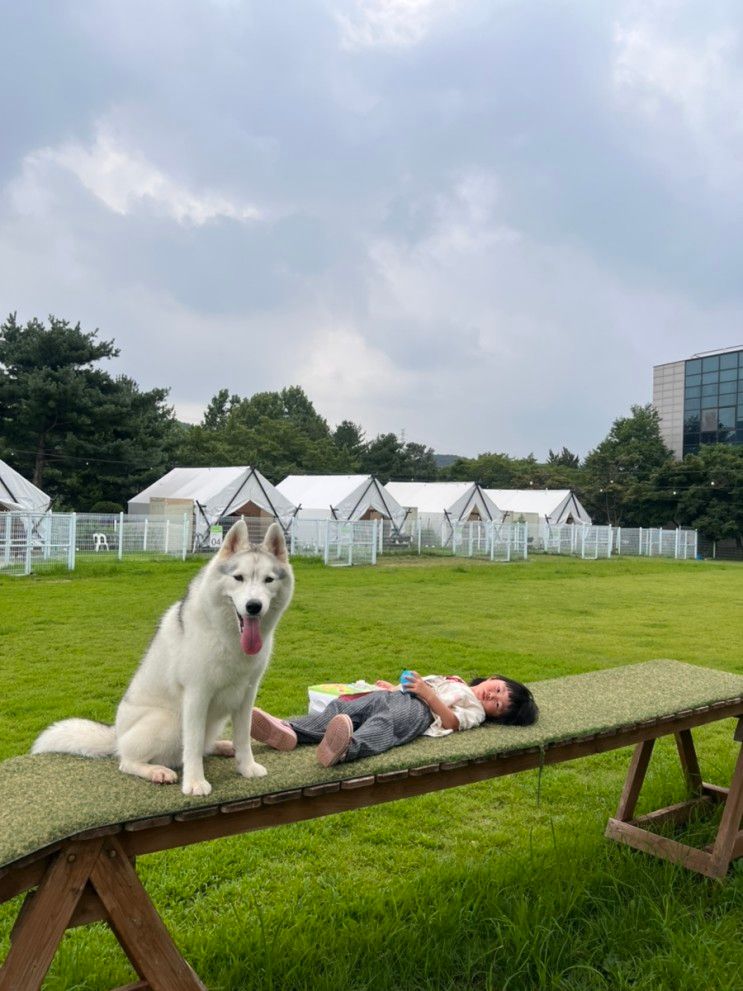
233, 574, 244, 582
264, 576, 274, 584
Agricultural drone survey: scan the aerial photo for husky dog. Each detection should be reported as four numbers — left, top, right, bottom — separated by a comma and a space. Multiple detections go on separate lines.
32, 519, 294, 796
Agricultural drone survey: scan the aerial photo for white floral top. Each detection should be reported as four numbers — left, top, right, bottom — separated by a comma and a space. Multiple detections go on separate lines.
410, 675, 486, 737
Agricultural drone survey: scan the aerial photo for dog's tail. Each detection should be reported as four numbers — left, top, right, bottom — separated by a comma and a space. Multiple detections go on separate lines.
31, 718, 116, 758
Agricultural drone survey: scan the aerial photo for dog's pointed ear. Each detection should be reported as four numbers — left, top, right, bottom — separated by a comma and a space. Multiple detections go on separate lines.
217, 519, 250, 559
262, 522, 288, 563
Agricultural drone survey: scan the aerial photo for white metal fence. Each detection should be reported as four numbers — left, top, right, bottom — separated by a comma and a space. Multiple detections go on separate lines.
450, 522, 527, 561
0, 512, 191, 576
0, 511, 701, 575
0, 512, 75, 576
76, 513, 191, 559
286, 518, 377, 565
613, 527, 697, 559
542, 524, 614, 559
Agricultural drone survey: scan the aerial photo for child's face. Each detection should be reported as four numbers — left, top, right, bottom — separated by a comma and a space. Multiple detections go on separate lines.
471, 678, 510, 719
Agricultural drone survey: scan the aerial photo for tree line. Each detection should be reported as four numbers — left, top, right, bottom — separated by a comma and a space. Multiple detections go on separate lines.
1, 314, 742, 544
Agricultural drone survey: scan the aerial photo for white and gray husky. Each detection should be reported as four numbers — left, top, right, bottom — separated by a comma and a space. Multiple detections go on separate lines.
32, 519, 294, 796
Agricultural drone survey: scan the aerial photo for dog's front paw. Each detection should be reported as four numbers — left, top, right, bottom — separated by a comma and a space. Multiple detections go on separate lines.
182, 778, 212, 796
237, 760, 267, 779
151, 766, 178, 785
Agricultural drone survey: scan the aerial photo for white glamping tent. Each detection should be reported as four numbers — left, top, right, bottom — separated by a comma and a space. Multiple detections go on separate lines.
277, 475, 406, 529
128, 466, 297, 546
484, 489, 591, 526
385, 481, 503, 538
0, 460, 51, 513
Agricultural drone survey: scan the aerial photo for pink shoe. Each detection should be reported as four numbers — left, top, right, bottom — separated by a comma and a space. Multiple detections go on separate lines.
317, 714, 353, 767
251, 708, 297, 751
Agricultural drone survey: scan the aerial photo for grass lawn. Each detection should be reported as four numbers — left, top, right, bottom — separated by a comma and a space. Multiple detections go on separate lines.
1, 554, 742, 990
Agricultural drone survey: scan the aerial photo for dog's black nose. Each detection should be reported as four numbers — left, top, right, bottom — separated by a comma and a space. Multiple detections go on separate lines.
246, 600, 262, 616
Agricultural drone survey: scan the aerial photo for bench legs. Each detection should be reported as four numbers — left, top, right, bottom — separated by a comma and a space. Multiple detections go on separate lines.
0, 836, 206, 991
605, 718, 743, 878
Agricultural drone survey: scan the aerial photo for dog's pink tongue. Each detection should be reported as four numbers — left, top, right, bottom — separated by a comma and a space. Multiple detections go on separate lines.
241, 617, 263, 655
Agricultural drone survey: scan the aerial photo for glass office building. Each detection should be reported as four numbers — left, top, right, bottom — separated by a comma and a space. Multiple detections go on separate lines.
652, 347, 743, 458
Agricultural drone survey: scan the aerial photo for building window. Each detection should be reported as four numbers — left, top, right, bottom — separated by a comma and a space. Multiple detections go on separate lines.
680, 352, 743, 456
718, 407, 735, 429
701, 409, 718, 432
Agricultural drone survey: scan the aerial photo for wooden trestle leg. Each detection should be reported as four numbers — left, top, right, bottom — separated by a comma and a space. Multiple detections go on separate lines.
0, 836, 206, 991
605, 718, 743, 878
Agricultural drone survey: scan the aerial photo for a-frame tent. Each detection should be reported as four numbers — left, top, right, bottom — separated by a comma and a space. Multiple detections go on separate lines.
276, 475, 406, 530
385, 481, 502, 536
484, 489, 591, 526
128, 467, 297, 546
0, 460, 51, 513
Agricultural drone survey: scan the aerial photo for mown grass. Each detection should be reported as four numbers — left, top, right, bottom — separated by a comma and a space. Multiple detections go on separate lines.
1, 554, 742, 990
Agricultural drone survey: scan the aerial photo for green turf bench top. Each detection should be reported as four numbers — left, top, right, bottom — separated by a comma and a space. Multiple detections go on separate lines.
2, 659, 742, 870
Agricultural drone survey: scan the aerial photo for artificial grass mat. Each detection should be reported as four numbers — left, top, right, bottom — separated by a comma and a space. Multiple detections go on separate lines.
1, 659, 742, 871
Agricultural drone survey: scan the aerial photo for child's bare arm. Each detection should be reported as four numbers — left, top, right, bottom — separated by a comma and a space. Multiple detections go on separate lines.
374, 680, 397, 691
405, 672, 460, 732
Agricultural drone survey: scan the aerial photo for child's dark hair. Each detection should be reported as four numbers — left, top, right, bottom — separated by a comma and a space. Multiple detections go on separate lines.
469, 675, 538, 726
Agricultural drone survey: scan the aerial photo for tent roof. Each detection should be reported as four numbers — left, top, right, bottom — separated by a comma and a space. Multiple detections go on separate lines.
485, 489, 571, 513
277, 474, 405, 525
385, 481, 502, 524
485, 489, 590, 522
277, 475, 377, 508
0, 460, 51, 513
129, 467, 296, 523
130, 467, 253, 505
385, 481, 483, 513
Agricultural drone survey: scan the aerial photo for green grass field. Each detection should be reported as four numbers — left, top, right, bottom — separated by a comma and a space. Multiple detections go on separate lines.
1, 555, 742, 990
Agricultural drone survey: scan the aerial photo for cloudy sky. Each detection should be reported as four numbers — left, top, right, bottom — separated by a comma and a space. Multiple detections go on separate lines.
2, 1, 743, 458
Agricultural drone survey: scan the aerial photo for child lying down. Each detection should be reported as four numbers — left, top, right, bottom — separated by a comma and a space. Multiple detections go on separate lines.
251, 671, 538, 768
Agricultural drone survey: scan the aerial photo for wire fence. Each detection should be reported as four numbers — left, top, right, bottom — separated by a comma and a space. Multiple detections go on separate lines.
612, 527, 698, 559
0, 512, 191, 576
696, 535, 743, 561
0, 511, 701, 575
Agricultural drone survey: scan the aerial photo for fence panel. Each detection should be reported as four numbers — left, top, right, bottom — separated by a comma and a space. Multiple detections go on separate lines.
289, 518, 328, 558
580, 525, 613, 559
0, 512, 74, 575
74, 513, 190, 559
450, 522, 526, 561
322, 520, 377, 566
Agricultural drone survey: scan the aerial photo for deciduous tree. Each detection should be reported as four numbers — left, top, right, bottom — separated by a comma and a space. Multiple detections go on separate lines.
582, 405, 673, 525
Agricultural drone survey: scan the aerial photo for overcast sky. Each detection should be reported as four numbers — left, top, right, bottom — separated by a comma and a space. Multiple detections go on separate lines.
2, 1, 743, 458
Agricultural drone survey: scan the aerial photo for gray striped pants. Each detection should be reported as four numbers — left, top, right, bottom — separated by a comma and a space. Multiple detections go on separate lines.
289, 691, 434, 763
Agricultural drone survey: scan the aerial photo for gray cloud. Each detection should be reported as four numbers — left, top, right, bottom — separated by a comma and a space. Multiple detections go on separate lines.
2, 0, 743, 459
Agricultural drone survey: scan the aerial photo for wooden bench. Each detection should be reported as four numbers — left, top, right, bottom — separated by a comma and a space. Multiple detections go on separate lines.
1, 660, 742, 991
